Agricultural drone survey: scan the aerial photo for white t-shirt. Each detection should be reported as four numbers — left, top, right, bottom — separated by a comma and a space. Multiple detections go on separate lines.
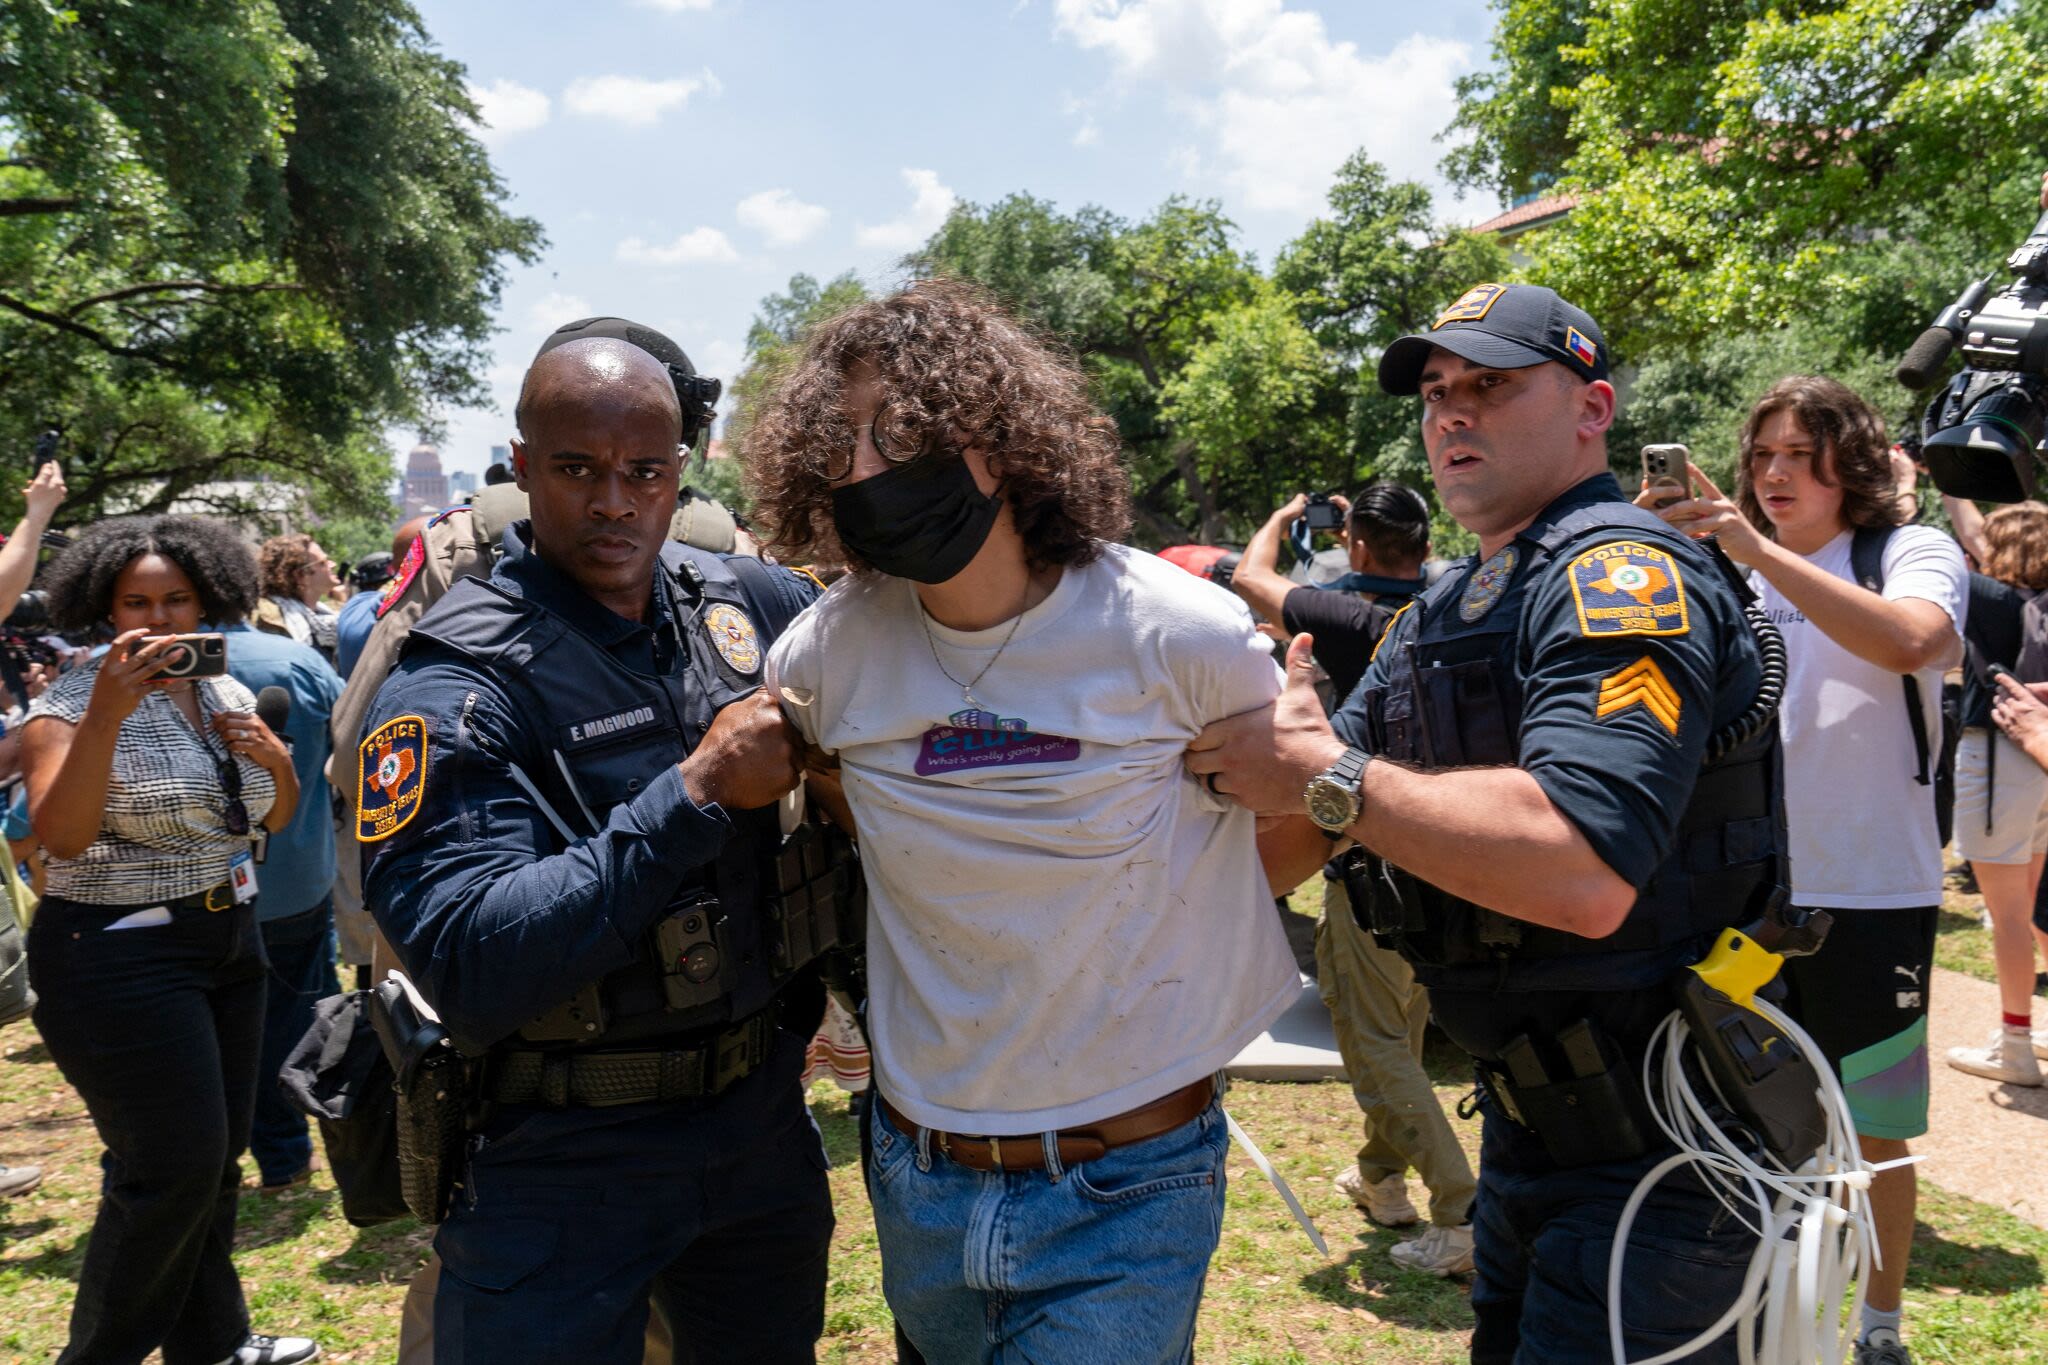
769, 544, 1299, 1133
1752, 525, 1967, 908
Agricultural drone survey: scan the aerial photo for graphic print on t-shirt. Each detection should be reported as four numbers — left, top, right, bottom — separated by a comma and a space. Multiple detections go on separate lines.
914, 707, 1081, 776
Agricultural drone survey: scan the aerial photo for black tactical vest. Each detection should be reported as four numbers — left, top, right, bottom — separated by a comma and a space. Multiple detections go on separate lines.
1350, 501, 1787, 996
409, 542, 852, 1047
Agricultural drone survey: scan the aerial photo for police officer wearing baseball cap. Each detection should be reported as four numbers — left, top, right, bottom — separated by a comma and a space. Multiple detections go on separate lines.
1189, 283, 1787, 1361
358, 317, 839, 1362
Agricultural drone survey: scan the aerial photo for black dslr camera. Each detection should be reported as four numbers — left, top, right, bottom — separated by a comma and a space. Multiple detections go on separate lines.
1897, 201, 2048, 502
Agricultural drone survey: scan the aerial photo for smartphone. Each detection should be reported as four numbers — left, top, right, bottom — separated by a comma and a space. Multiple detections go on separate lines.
1641, 444, 1691, 509
33, 429, 58, 474
1303, 493, 1345, 531
140, 633, 228, 681
1987, 662, 2014, 683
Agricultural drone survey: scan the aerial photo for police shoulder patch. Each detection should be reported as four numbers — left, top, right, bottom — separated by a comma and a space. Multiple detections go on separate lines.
1567, 541, 1689, 638
357, 715, 427, 843
704, 602, 762, 675
376, 533, 426, 619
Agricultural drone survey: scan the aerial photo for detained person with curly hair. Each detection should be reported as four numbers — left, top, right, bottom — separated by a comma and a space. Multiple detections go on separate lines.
19, 517, 314, 1365
750, 281, 1298, 1364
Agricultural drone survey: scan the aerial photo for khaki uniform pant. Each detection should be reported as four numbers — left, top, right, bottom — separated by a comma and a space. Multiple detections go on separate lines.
1316, 878, 1476, 1228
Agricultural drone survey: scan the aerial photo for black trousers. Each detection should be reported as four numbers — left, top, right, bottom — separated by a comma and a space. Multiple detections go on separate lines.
432, 1027, 834, 1364
28, 894, 267, 1365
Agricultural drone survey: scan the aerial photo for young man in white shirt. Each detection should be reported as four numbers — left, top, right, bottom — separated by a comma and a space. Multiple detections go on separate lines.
749, 281, 1298, 1364
1646, 375, 1968, 1365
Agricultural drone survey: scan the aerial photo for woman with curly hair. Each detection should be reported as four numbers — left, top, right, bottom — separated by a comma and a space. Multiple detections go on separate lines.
255, 532, 341, 664
753, 280, 1297, 1364
20, 516, 314, 1365
1645, 376, 1966, 1365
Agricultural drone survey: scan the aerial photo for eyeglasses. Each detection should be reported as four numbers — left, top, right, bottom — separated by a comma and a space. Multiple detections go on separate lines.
196, 691, 252, 837
820, 399, 937, 483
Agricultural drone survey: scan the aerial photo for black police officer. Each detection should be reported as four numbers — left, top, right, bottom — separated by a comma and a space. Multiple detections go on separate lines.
359, 328, 833, 1363
1188, 284, 1785, 1363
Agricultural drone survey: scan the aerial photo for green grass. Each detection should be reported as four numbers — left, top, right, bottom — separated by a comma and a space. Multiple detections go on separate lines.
2, 891, 2043, 1362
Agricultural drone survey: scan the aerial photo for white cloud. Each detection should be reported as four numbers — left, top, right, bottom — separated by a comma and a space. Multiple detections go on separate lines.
465, 78, 551, 145
1072, 120, 1101, 147
634, 0, 715, 10
562, 72, 716, 128
1052, 0, 1473, 216
855, 168, 959, 253
736, 188, 830, 247
616, 227, 741, 266
525, 291, 593, 331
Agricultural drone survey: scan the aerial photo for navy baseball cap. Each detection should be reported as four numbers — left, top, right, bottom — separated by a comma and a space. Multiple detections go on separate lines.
1378, 283, 1610, 395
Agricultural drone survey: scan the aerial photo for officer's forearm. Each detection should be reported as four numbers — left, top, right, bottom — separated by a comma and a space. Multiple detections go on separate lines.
370, 766, 734, 1045
1349, 763, 1636, 937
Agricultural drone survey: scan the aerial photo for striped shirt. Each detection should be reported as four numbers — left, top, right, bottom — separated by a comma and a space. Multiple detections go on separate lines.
27, 661, 277, 905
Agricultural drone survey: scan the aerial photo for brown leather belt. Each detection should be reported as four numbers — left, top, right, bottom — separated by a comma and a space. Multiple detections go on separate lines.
879, 1076, 1215, 1173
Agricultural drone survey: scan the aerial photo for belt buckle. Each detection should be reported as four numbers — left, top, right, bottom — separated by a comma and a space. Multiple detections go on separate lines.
202, 883, 234, 913
986, 1135, 1003, 1170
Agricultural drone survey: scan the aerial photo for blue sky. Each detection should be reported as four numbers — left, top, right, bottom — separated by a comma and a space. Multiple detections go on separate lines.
403, 0, 1505, 479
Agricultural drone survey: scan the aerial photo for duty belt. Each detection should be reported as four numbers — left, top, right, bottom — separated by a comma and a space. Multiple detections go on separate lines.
485, 1009, 776, 1108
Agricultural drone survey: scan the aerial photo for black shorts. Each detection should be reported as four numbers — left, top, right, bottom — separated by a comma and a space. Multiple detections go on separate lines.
1779, 906, 1937, 1140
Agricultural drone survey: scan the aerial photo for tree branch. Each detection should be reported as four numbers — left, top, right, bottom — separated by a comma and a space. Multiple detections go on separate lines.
0, 293, 174, 367
65, 278, 303, 316
0, 196, 80, 218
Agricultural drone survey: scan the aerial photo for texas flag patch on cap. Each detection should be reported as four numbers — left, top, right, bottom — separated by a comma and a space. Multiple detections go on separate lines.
1564, 326, 1600, 369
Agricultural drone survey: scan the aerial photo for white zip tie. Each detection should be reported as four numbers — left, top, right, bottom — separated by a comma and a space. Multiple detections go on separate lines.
1225, 1107, 1328, 1257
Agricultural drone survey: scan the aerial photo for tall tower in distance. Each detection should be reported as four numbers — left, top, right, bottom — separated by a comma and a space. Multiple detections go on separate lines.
402, 440, 449, 518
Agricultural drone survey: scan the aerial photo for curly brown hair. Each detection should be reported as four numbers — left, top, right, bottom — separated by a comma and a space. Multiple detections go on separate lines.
257, 533, 325, 599
1981, 502, 2048, 590
742, 278, 1131, 571
1736, 376, 1902, 538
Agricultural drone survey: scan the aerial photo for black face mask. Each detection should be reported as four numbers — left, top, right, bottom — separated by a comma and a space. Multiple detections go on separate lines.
832, 454, 1003, 583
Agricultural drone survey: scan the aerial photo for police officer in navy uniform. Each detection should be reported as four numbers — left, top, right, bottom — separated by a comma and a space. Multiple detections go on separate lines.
1188, 284, 1786, 1363
359, 322, 834, 1363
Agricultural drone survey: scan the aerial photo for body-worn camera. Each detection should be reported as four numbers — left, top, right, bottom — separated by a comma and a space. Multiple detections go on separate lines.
1302, 492, 1345, 532
1898, 203, 2048, 502
142, 632, 227, 681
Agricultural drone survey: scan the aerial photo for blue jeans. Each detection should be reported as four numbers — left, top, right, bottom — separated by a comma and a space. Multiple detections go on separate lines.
1468, 1107, 1758, 1364
869, 1092, 1229, 1365
251, 897, 339, 1185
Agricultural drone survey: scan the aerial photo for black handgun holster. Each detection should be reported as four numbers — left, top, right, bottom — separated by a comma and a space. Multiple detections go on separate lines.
368, 977, 471, 1225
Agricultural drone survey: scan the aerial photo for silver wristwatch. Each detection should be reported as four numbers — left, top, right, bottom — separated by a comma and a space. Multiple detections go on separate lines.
1305, 746, 1371, 836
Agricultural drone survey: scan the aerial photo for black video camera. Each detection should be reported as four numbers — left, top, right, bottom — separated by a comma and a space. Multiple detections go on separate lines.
1897, 202, 2048, 502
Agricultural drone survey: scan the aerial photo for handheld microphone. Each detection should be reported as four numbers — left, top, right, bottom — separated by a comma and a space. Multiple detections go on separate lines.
255, 686, 292, 742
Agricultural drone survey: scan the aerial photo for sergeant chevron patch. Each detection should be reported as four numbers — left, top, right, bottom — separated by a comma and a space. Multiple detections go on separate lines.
1596, 656, 1681, 735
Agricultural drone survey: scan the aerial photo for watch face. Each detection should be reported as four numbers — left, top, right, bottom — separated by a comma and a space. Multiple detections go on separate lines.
1305, 778, 1356, 831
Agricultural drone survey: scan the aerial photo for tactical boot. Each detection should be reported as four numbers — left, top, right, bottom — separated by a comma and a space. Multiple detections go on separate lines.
1337, 1167, 1419, 1227
1388, 1223, 1474, 1276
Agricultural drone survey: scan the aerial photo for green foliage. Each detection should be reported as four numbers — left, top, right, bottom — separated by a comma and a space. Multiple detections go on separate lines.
0, 0, 543, 528
726, 270, 870, 490
729, 160, 1499, 548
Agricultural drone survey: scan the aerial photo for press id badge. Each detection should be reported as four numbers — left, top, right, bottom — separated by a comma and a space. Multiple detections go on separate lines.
228, 849, 259, 905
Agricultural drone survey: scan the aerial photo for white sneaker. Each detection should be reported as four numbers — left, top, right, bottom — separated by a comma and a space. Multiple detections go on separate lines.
212, 1334, 320, 1365
1946, 1029, 2043, 1085
2033, 1028, 2048, 1062
1336, 1167, 1419, 1227
1388, 1222, 1475, 1276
